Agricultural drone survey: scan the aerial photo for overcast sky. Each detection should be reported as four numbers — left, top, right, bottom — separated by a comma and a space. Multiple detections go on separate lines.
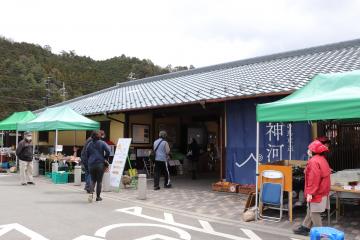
1, 0, 360, 67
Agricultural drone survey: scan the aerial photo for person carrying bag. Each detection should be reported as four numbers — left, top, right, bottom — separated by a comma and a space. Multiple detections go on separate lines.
153, 131, 171, 190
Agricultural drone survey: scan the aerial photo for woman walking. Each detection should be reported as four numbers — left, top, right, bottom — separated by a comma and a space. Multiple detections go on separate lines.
86, 130, 110, 202
293, 140, 331, 236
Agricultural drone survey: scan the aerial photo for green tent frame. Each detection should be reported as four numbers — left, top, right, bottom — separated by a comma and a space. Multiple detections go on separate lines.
18, 106, 99, 154
254, 70, 360, 221
257, 70, 360, 122
18, 106, 99, 131
0, 111, 36, 131
0, 111, 37, 166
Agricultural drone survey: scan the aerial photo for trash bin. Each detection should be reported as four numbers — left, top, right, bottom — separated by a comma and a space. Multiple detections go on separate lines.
102, 165, 111, 192
32, 159, 39, 177
137, 174, 147, 200
74, 165, 82, 186
52, 162, 58, 173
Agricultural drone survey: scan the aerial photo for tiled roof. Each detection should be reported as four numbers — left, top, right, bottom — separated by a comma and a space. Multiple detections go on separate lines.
46, 39, 360, 115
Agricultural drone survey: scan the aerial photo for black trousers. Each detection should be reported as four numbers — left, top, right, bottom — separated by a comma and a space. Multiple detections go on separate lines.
89, 163, 104, 197
154, 160, 171, 188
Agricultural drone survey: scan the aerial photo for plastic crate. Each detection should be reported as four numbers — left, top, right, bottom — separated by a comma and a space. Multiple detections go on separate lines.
45, 172, 53, 178
310, 227, 344, 240
1, 162, 10, 169
51, 171, 68, 184
238, 185, 256, 195
212, 181, 239, 193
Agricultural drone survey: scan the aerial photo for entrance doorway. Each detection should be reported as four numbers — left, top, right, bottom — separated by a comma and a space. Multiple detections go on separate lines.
152, 104, 224, 181
127, 103, 225, 187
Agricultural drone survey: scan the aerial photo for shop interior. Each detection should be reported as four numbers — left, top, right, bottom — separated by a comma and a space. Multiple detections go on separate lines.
126, 103, 225, 183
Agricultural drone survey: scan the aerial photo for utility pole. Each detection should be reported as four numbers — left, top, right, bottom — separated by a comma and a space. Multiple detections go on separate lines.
60, 82, 67, 102
44, 76, 52, 106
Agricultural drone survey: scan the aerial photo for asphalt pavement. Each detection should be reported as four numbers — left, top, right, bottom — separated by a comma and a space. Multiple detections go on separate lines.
0, 174, 307, 240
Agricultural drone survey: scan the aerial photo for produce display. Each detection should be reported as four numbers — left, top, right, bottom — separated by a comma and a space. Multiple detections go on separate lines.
35, 153, 80, 163
0, 147, 15, 156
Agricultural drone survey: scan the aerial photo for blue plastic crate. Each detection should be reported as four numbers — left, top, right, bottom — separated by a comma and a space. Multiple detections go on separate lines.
1, 162, 10, 169
45, 172, 52, 178
310, 227, 344, 240
51, 171, 68, 184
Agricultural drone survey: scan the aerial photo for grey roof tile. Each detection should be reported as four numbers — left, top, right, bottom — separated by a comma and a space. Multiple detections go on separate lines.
41, 38, 360, 115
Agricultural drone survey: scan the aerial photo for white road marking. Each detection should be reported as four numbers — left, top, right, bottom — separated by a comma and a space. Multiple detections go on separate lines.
116, 207, 263, 240
199, 220, 215, 232
164, 213, 175, 223
134, 234, 184, 240
241, 229, 262, 240
0, 223, 49, 240
94, 223, 191, 240
73, 236, 104, 240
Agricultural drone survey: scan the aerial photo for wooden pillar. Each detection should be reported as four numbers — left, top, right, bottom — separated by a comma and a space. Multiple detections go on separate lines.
124, 113, 129, 138
220, 102, 226, 180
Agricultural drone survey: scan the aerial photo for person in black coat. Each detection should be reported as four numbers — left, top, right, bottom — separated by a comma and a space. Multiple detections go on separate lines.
16, 131, 34, 185
188, 138, 200, 180
86, 130, 110, 202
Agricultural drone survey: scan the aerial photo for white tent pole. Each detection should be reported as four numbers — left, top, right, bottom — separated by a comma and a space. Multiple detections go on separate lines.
55, 129, 58, 156
289, 123, 292, 160
255, 121, 260, 221
32, 131, 35, 158
16, 130, 19, 168
0, 131, 3, 165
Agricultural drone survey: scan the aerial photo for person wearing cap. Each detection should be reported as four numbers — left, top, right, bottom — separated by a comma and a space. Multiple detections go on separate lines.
293, 140, 331, 236
316, 136, 331, 148
16, 131, 34, 186
153, 130, 172, 190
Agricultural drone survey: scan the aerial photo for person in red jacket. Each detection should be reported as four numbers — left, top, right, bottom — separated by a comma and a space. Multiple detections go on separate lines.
293, 140, 331, 236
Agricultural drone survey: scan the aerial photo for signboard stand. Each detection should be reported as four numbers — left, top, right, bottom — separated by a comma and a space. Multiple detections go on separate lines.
110, 138, 132, 192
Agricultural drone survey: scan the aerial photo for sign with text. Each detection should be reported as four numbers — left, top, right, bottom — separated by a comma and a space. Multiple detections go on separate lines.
110, 138, 132, 188
226, 99, 312, 184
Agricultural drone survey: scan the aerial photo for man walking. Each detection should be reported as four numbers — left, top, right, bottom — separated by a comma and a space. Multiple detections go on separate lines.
16, 131, 34, 186
153, 131, 171, 190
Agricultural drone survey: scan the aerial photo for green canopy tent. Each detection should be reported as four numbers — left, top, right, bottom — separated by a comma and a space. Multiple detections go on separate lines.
254, 70, 360, 220
257, 70, 360, 122
0, 111, 36, 131
18, 106, 99, 154
0, 111, 37, 166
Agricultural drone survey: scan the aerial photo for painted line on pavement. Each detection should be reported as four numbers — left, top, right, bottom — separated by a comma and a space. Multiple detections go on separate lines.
117, 207, 262, 240
35, 177, 307, 240
0, 223, 49, 240
198, 220, 215, 232
164, 213, 175, 223
240, 229, 262, 240
95, 223, 191, 240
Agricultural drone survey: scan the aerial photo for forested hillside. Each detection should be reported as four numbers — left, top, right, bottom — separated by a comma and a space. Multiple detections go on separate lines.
0, 37, 192, 118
